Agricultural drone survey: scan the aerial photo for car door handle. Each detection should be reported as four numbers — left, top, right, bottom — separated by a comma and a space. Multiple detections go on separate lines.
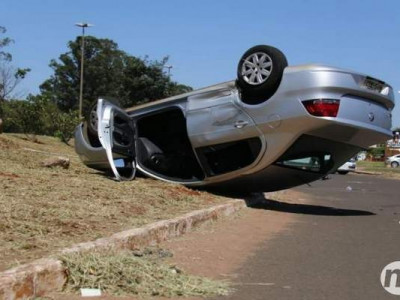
234, 120, 249, 129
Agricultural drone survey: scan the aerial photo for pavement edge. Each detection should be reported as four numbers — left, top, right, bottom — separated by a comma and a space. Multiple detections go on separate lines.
0, 200, 246, 299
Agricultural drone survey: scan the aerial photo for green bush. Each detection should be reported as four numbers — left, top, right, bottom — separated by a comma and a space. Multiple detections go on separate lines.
368, 146, 385, 158
54, 110, 80, 144
2, 99, 43, 140
1, 95, 79, 144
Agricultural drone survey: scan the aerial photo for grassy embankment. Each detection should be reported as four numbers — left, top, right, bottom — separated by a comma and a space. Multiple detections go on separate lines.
0, 133, 230, 271
357, 160, 400, 179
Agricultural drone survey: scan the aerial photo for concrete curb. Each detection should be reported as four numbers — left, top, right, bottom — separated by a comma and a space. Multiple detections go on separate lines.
0, 200, 246, 300
353, 170, 382, 175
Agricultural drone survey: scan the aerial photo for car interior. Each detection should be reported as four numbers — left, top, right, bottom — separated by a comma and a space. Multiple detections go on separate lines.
135, 108, 205, 181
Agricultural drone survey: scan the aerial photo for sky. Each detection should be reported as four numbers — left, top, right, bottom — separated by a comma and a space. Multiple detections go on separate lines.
1, 0, 400, 127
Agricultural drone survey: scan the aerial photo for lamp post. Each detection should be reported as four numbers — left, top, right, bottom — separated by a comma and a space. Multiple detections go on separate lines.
75, 22, 93, 120
164, 65, 173, 77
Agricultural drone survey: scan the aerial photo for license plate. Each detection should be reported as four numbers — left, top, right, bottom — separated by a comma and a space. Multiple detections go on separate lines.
363, 77, 384, 93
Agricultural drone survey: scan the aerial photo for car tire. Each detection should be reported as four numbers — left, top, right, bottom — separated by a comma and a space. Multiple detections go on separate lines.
86, 98, 121, 136
391, 161, 399, 168
237, 45, 288, 104
338, 171, 349, 175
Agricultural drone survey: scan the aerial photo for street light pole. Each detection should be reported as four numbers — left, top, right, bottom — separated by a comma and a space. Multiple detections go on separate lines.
164, 65, 173, 77
75, 22, 93, 120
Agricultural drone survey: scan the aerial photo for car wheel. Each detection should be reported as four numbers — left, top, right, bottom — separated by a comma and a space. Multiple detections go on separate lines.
237, 45, 288, 104
391, 161, 399, 168
86, 98, 121, 136
338, 171, 349, 175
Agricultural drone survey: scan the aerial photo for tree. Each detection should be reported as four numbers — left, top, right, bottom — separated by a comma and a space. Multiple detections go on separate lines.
0, 26, 13, 61
40, 36, 192, 114
0, 26, 30, 102
0, 62, 30, 100
0, 26, 30, 133
0, 26, 12, 133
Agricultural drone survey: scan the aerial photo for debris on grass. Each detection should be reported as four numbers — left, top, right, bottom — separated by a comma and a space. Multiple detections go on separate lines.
40, 156, 70, 169
80, 288, 102, 297
132, 247, 173, 259
60, 249, 231, 297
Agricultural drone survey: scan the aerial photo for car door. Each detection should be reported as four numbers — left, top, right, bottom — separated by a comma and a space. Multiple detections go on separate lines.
186, 89, 265, 177
96, 98, 137, 180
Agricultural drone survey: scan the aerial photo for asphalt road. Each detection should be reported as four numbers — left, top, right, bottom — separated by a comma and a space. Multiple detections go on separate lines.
215, 174, 400, 300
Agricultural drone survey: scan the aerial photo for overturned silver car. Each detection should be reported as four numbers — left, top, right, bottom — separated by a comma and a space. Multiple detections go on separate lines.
75, 45, 394, 192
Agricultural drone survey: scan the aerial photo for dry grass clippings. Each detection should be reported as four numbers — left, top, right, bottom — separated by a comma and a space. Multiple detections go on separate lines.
60, 248, 231, 297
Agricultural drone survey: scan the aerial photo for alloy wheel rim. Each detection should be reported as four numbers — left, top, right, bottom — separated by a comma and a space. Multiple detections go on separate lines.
241, 52, 273, 85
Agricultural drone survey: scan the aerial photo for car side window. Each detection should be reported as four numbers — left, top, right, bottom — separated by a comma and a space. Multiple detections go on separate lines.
276, 154, 332, 173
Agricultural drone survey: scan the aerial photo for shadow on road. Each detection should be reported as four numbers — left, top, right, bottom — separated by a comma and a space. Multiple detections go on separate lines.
245, 197, 375, 216
202, 189, 375, 217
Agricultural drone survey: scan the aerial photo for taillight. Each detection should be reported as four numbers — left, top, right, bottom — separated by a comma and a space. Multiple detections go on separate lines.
302, 99, 340, 117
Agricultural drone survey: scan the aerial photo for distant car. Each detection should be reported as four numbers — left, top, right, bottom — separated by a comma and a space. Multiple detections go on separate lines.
356, 151, 367, 161
75, 45, 395, 192
337, 159, 357, 175
386, 154, 400, 168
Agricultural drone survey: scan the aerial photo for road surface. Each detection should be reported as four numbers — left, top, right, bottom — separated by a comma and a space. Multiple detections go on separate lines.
212, 173, 400, 300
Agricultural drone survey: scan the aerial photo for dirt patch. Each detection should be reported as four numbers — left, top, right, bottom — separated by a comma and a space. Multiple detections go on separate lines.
166, 185, 202, 197
0, 172, 20, 178
0, 135, 20, 149
162, 205, 294, 279
0, 134, 230, 271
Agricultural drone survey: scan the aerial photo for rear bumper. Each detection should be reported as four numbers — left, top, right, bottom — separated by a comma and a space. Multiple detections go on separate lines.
281, 65, 394, 110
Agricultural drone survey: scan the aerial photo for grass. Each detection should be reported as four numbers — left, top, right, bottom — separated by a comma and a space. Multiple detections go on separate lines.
60, 248, 231, 297
0, 134, 229, 270
357, 160, 400, 179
